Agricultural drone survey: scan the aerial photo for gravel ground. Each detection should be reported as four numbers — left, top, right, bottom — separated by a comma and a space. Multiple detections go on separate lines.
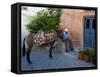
21, 46, 95, 71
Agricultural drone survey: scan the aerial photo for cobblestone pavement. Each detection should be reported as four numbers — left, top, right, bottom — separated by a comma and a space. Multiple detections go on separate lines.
21, 46, 95, 71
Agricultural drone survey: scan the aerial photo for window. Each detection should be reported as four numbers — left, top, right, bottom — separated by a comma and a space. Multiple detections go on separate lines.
92, 18, 96, 29
86, 19, 90, 28
85, 17, 96, 29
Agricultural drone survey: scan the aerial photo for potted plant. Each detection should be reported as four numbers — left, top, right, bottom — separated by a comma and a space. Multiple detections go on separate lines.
89, 48, 96, 65
79, 48, 96, 64
89, 49, 93, 61
83, 49, 90, 62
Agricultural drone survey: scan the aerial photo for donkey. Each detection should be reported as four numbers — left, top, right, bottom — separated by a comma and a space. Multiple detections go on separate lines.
23, 30, 63, 64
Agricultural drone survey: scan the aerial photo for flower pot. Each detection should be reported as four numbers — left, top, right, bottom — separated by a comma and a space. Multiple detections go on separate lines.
79, 52, 84, 60
84, 54, 90, 62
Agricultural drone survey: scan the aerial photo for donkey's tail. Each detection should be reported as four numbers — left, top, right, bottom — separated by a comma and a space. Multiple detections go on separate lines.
23, 38, 25, 56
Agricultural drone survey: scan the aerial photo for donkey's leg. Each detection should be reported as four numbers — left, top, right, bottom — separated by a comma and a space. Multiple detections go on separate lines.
26, 46, 32, 64
23, 38, 26, 56
49, 40, 55, 58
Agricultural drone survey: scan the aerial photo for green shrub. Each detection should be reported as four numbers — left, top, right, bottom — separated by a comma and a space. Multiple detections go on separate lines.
89, 48, 95, 57
26, 8, 61, 33
83, 48, 95, 57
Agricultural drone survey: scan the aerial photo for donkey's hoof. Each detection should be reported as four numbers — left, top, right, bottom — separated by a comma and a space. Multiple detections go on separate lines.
49, 55, 53, 58
27, 61, 32, 64
29, 62, 32, 64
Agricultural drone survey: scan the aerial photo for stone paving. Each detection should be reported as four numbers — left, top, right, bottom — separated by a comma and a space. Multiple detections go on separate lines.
21, 46, 95, 71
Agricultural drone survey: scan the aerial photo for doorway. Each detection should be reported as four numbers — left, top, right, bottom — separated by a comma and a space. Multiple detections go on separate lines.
84, 17, 96, 48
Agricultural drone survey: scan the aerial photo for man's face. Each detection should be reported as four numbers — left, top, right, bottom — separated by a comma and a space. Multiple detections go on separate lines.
65, 32, 68, 34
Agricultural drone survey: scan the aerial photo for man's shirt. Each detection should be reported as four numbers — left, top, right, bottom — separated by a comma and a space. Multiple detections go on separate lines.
63, 32, 71, 40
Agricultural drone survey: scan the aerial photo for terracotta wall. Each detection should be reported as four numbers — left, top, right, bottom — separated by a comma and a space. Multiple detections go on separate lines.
60, 9, 95, 48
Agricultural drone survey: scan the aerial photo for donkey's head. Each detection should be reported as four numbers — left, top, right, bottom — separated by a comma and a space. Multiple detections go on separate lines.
56, 30, 64, 41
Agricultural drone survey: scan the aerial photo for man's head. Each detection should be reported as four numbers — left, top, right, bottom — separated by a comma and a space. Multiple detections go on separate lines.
64, 28, 68, 32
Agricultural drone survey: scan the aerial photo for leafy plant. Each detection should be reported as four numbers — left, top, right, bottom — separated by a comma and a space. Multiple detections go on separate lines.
89, 48, 95, 57
26, 8, 61, 33
83, 48, 95, 57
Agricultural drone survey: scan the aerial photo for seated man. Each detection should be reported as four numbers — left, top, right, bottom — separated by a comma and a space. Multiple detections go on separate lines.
63, 28, 74, 52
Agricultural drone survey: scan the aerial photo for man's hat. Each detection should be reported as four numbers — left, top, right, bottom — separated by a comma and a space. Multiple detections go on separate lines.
64, 28, 68, 32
